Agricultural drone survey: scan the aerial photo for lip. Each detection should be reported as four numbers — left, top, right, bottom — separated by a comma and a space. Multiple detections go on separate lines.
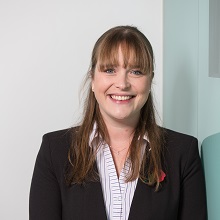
108, 94, 135, 103
108, 93, 136, 96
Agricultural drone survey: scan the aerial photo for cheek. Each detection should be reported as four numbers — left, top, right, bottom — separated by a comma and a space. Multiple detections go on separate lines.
138, 80, 151, 94
141, 92, 150, 106
92, 72, 103, 91
137, 81, 151, 104
93, 76, 113, 93
92, 80, 103, 93
92, 76, 101, 92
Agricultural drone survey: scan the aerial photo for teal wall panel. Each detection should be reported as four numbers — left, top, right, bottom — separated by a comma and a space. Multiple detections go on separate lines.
163, 0, 220, 143
201, 133, 220, 220
198, 0, 220, 143
163, 0, 199, 137
164, 0, 220, 219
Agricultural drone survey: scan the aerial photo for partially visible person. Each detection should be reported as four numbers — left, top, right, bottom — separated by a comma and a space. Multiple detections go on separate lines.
29, 25, 207, 220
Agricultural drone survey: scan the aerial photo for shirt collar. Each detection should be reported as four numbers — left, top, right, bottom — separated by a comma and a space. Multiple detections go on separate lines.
89, 122, 98, 147
142, 133, 149, 142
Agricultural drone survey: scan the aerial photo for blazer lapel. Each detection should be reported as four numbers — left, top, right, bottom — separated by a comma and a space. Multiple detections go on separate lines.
128, 179, 154, 220
128, 146, 154, 220
82, 162, 107, 220
83, 180, 107, 220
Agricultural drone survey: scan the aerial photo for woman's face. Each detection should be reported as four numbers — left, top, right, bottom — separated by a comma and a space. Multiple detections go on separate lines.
92, 47, 152, 126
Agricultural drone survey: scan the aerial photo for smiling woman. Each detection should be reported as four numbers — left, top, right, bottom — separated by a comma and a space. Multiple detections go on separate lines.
92, 47, 151, 125
29, 26, 207, 220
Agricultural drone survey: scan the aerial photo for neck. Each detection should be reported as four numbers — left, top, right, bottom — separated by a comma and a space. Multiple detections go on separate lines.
103, 122, 136, 150
107, 124, 134, 141
102, 115, 139, 139
99, 110, 140, 147
99, 115, 139, 177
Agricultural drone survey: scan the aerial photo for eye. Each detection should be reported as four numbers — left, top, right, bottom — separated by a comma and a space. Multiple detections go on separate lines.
104, 69, 115, 74
130, 70, 143, 75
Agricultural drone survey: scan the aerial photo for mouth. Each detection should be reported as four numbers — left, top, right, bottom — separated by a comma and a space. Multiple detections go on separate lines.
110, 95, 134, 101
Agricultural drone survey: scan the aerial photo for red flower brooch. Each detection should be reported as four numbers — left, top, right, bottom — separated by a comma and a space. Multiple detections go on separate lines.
159, 170, 166, 182
145, 170, 166, 184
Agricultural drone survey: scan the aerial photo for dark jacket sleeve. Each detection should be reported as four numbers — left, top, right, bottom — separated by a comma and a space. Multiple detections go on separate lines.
29, 134, 62, 220
178, 137, 207, 220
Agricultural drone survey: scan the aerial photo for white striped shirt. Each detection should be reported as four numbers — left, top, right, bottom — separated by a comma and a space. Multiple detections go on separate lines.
96, 143, 138, 220
89, 125, 148, 220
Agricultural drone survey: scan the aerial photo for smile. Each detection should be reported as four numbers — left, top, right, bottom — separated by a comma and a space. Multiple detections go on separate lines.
110, 95, 133, 101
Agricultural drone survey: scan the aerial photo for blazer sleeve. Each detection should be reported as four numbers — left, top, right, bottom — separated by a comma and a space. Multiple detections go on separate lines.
29, 134, 62, 220
178, 137, 207, 220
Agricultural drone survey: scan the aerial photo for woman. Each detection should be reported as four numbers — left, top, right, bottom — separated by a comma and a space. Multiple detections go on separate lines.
29, 26, 207, 220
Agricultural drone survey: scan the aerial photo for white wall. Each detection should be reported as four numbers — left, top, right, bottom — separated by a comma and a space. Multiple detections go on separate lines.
0, 0, 163, 219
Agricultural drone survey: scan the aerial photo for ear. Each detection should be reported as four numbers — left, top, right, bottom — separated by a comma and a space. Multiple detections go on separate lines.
92, 81, 94, 92
89, 70, 95, 91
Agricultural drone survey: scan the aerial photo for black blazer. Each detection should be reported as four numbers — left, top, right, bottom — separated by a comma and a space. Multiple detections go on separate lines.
29, 128, 207, 220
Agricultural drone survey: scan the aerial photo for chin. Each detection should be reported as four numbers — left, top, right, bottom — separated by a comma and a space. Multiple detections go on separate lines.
112, 114, 136, 122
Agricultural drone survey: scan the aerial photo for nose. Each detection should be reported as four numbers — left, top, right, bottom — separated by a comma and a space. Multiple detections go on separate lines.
114, 71, 131, 90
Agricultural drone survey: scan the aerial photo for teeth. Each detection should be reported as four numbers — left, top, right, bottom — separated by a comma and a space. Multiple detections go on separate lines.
111, 95, 132, 101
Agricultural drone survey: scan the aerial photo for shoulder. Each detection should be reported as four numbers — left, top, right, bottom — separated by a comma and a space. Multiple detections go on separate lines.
163, 128, 198, 151
43, 128, 72, 145
42, 126, 79, 147
163, 128, 197, 142
38, 127, 79, 166
162, 128, 200, 173
162, 128, 199, 165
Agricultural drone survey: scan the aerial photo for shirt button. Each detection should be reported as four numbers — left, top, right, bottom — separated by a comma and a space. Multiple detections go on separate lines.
118, 196, 122, 201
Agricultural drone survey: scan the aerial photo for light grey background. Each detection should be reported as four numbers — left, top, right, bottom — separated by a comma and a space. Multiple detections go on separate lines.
0, 0, 163, 219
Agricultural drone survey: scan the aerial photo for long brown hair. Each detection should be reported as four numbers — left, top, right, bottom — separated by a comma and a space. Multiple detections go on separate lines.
66, 26, 165, 190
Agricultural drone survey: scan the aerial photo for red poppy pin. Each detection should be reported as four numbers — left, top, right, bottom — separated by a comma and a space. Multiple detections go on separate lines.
145, 170, 166, 184
159, 170, 166, 182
